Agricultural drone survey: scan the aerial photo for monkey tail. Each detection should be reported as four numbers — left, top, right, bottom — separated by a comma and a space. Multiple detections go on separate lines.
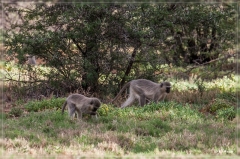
61, 101, 67, 115
111, 82, 130, 104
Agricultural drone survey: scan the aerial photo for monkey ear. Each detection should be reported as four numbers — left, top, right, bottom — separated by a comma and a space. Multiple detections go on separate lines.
90, 100, 94, 105
160, 83, 163, 87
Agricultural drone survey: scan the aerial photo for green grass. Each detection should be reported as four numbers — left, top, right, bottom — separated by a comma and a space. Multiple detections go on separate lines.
1, 101, 238, 158
1, 66, 238, 158
24, 98, 65, 112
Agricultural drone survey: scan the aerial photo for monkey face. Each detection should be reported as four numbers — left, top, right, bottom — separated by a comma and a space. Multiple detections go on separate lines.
88, 99, 101, 115
161, 82, 171, 93
88, 106, 100, 115
166, 87, 171, 93
92, 106, 99, 112
90, 100, 101, 108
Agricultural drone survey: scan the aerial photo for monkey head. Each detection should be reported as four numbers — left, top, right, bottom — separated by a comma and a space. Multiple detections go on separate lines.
160, 82, 171, 93
88, 98, 101, 115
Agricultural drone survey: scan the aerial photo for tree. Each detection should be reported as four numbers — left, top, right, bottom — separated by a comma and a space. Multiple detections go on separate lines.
3, 3, 237, 98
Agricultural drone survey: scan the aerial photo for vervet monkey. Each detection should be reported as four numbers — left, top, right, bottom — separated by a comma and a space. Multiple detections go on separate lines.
112, 79, 171, 108
27, 55, 37, 65
62, 94, 101, 120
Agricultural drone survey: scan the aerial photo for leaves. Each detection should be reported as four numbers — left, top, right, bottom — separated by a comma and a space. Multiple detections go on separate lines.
3, 3, 237, 96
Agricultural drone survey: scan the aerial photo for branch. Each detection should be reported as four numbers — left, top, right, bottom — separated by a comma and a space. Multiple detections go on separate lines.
120, 42, 141, 88
71, 38, 85, 54
186, 53, 236, 73
4, 77, 46, 84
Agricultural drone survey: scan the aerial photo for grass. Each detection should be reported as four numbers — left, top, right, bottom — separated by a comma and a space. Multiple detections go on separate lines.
1, 101, 238, 158
1, 60, 238, 158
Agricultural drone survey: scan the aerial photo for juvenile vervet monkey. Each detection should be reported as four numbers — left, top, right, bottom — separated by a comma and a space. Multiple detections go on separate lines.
112, 79, 171, 108
62, 94, 101, 120
27, 55, 37, 65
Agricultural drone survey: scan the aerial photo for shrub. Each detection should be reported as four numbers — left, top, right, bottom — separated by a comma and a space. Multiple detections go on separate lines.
216, 107, 236, 120
201, 98, 236, 120
217, 91, 237, 103
24, 98, 65, 112
9, 107, 23, 117
209, 99, 233, 114
98, 104, 115, 116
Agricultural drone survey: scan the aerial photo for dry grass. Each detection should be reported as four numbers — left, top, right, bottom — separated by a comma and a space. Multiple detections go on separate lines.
167, 89, 219, 104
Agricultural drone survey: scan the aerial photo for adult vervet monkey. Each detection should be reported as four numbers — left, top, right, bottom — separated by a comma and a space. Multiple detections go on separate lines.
112, 79, 171, 108
62, 94, 101, 120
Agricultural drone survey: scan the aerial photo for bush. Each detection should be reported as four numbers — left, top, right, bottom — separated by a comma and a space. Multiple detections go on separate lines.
216, 107, 236, 120
24, 98, 65, 112
217, 91, 237, 103
201, 98, 236, 120
9, 107, 23, 117
98, 104, 114, 116
4, 3, 236, 99
209, 99, 233, 114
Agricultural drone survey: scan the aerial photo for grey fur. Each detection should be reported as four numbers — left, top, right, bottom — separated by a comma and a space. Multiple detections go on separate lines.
62, 94, 101, 120
112, 79, 171, 108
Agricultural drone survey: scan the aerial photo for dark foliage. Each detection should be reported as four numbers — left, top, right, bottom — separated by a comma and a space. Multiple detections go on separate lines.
3, 3, 237, 98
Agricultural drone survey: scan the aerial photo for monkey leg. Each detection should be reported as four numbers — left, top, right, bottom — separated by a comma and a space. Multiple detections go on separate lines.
161, 94, 167, 101
68, 103, 76, 119
121, 95, 136, 108
75, 109, 83, 120
139, 93, 146, 106
155, 93, 166, 102
134, 87, 146, 106
146, 98, 151, 104
153, 95, 160, 103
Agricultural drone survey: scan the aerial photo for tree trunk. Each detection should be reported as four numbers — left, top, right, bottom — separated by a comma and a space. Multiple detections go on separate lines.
120, 43, 141, 88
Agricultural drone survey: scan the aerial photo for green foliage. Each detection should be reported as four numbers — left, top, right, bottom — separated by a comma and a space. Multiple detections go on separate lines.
135, 119, 172, 137
207, 98, 236, 120
2, 101, 237, 157
196, 80, 206, 96
217, 91, 237, 103
2, 71, 238, 158
24, 98, 65, 112
216, 107, 236, 121
209, 99, 233, 114
9, 107, 23, 117
4, 3, 237, 97
97, 104, 114, 116
133, 139, 157, 153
